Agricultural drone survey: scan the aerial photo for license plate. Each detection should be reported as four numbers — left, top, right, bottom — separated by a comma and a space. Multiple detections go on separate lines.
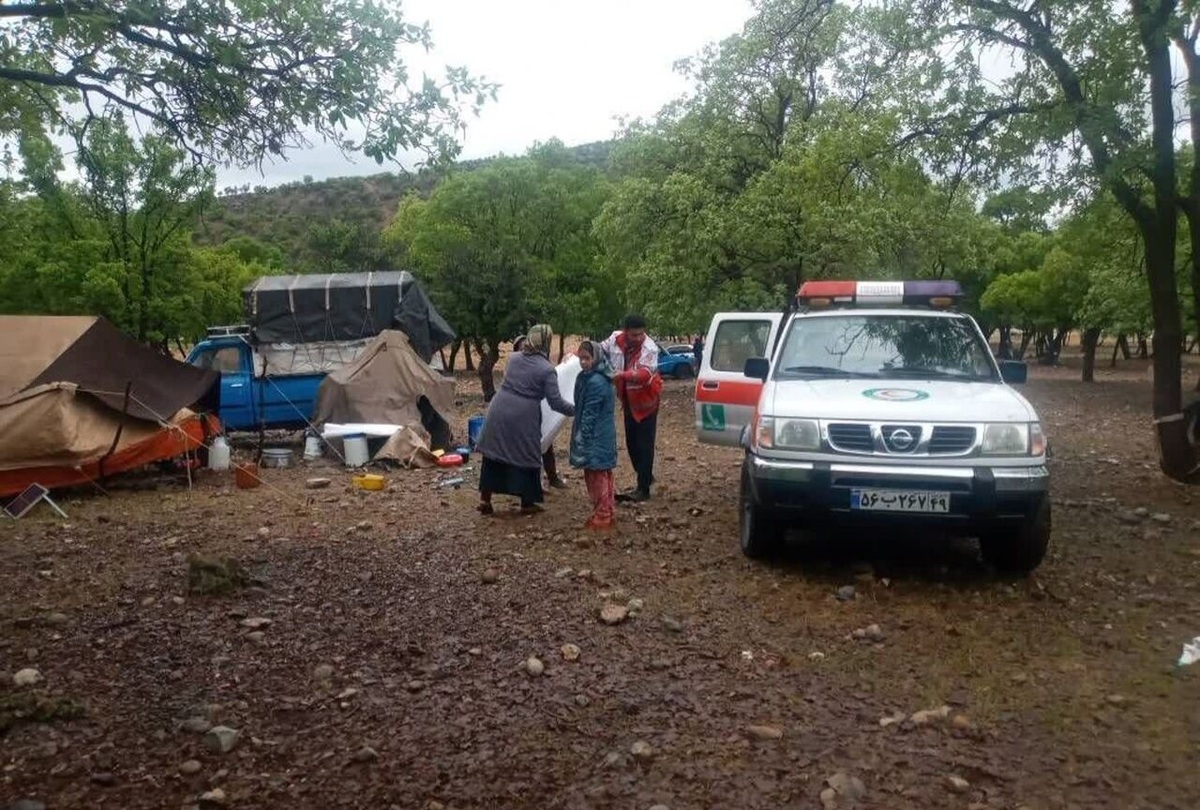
851, 489, 951, 513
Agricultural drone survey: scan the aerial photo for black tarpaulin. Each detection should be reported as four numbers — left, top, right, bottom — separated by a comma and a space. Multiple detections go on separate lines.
243, 272, 455, 362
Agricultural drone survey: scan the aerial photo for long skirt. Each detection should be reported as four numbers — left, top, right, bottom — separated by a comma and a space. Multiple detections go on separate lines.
479, 456, 543, 507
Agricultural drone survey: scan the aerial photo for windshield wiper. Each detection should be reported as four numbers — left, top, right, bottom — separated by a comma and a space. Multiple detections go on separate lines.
880, 366, 991, 380
783, 365, 880, 378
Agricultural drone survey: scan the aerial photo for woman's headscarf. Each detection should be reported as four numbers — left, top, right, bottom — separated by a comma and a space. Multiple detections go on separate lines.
578, 340, 613, 378
523, 324, 552, 356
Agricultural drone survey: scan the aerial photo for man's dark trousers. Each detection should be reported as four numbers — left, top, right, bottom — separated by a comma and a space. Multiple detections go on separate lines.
623, 408, 658, 495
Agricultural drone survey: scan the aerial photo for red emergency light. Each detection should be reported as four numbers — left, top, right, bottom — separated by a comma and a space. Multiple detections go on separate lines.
796, 280, 963, 308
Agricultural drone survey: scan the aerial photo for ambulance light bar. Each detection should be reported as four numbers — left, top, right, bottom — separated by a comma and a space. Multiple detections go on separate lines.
796, 280, 963, 308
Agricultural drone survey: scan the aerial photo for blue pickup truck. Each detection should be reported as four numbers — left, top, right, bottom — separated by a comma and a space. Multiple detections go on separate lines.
187, 271, 455, 432
186, 330, 324, 431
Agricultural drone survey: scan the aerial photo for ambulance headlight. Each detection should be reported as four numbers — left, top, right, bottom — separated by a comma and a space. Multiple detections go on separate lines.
982, 423, 1030, 455
775, 418, 821, 450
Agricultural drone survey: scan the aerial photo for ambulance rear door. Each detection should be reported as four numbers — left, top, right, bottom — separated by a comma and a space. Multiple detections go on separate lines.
695, 312, 783, 446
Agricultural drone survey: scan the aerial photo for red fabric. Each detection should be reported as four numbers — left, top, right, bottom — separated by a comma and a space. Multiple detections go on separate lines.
0, 413, 218, 497
613, 333, 662, 422
584, 469, 615, 522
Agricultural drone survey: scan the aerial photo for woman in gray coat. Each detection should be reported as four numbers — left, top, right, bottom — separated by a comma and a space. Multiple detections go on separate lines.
477, 324, 575, 514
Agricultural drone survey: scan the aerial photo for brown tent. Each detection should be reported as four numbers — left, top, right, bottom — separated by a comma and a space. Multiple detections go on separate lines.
0, 316, 220, 496
313, 330, 455, 457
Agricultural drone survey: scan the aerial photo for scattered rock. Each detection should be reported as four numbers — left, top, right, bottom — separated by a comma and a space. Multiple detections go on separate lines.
946, 775, 971, 793
746, 724, 784, 741
1011, 672, 1029, 684
661, 616, 683, 633
951, 713, 973, 731
603, 751, 625, 769
910, 705, 952, 725
1116, 512, 1141, 526
481, 568, 500, 585
9, 800, 46, 810
879, 711, 907, 728
600, 603, 629, 625
90, 772, 116, 786
179, 759, 203, 776
13, 668, 42, 687
1151, 513, 1171, 524
256, 526, 271, 539
574, 694, 590, 707
305, 477, 332, 490
823, 771, 866, 807
554, 567, 574, 578
1106, 693, 1128, 707
203, 725, 240, 754
180, 717, 213, 734
352, 746, 379, 763
627, 597, 645, 615
198, 788, 228, 808
835, 585, 856, 602
245, 631, 266, 644
43, 612, 69, 626
406, 680, 427, 693
649, 805, 671, 810
313, 664, 334, 681
630, 740, 654, 760
1133, 507, 1150, 518
561, 643, 581, 662
239, 617, 272, 630
864, 623, 884, 641
525, 656, 545, 677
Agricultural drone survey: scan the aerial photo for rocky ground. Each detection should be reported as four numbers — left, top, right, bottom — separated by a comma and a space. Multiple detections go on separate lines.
1, 358, 1198, 810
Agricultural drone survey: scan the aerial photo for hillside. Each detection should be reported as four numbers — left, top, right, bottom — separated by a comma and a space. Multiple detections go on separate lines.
195, 140, 617, 270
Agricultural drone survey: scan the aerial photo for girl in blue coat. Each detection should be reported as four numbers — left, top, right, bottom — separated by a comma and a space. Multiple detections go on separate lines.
569, 341, 618, 529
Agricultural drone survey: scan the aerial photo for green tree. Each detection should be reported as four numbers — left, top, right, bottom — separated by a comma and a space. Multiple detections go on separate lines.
0, 0, 495, 167
384, 144, 614, 397
880, 0, 1194, 478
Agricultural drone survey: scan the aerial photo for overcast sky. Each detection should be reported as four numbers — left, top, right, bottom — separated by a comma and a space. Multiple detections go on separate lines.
218, 0, 754, 188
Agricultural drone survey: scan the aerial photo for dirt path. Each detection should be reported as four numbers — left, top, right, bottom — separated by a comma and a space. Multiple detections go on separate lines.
2, 364, 1198, 809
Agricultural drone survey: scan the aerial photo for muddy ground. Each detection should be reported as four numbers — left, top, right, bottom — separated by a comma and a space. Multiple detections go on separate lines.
1, 358, 1198, 810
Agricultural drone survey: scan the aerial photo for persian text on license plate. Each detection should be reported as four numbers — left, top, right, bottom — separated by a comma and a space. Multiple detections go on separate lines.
851, 489, 950, 513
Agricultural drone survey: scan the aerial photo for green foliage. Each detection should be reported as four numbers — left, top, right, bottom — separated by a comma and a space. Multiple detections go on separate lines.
384, 141, 617, 348
0, 0, 495, 168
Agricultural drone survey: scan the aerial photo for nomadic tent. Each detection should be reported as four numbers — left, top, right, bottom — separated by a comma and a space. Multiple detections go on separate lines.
0, 316, 221, 497
244, 271, 455, 363
313, 330, 455, 464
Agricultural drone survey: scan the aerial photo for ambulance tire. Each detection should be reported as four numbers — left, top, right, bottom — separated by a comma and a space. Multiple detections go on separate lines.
739, 467, 783, 559
979, 498, 1050, 575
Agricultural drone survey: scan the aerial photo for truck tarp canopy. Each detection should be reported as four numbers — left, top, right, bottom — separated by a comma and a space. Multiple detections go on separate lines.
0, 316, 221, 496
243, 272, 455, 363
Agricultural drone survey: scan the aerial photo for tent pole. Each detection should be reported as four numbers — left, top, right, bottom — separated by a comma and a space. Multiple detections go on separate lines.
98, 381, 133, 491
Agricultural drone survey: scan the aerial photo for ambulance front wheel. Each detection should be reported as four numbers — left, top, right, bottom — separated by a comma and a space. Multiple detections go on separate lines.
739, 467, 784, 559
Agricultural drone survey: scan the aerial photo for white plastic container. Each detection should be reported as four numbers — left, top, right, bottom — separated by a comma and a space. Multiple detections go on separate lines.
208, 436, 231, 471
343, 433, 369, 467
303, 433, 322, 460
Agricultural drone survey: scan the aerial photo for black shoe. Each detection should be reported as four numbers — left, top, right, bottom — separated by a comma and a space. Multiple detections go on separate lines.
547, 476, 568, 490
631, 489, 651, 502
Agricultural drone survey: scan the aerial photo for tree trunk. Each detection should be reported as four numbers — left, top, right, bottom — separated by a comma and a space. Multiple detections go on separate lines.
1016, 330, 1032, 360
1111, 337, 1121, 368
478, 340, 500, 402
1117, 334, 1132, 360
998, 326, 1013, 359
1133, 1, 1194, 480
447, 340, 461, 373
1081, 327, 1101, 382
1137, 334, 1149, 358
558, 332, 566, 363
464, 341, 476, 372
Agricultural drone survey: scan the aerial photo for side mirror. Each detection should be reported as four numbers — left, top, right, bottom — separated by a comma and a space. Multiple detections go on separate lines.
999, 360, 1027, 384
744, 357, 770, 382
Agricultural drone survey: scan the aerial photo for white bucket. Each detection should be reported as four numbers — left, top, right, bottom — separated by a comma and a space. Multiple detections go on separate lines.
262, 448, 293, 468
343, 434, 369, 468
303, 433, 322, 460
208, 436, 231, 471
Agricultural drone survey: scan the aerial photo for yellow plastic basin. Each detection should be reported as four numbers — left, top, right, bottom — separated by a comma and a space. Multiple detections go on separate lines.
352, 473, 386, 491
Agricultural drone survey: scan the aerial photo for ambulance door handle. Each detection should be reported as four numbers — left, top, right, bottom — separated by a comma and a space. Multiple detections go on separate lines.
701, 381, 719, 391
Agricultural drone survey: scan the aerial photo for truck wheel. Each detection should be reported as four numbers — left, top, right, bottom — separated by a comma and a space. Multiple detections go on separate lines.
739, 467, 783, 559
979, 499, 1051, 575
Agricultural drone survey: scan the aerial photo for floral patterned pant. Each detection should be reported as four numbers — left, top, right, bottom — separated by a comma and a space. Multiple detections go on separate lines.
584, 469, 615, 521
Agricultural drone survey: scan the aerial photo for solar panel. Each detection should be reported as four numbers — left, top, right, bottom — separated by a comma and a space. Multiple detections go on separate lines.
3, 483, 68, 519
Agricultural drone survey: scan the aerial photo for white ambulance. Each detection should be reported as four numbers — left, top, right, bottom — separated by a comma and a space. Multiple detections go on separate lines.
695, 280, 1050, 573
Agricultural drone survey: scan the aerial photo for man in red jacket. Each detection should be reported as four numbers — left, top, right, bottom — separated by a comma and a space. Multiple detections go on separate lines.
599, 314, 663, 502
